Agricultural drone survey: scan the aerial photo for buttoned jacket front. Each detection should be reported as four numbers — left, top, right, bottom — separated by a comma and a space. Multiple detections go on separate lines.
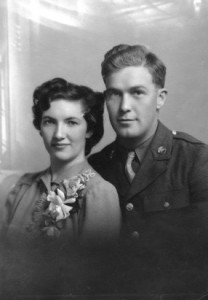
89, 121, 208, 275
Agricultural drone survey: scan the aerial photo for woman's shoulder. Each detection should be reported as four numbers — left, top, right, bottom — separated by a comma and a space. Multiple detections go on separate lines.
85, 166, 118, 196
14, 169, 48, 187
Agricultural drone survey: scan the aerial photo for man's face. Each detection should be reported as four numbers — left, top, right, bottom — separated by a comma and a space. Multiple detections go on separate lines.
104, 66, 166, 145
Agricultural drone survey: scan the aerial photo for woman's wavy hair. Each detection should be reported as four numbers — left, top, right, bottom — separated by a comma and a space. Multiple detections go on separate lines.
32, 78, 104, 155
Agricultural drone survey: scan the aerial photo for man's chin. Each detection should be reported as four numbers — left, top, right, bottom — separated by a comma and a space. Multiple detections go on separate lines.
116, 130, 141, 139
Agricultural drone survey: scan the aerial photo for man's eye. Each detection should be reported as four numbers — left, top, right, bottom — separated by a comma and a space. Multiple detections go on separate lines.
42, 119, 54, 125
105, 90, 121, 99
112, 91, 120, 96
132, 90, 143, 96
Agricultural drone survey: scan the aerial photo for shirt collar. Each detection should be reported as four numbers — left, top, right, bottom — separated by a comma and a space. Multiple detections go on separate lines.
38, 168, 52, 192
116, 134, 154, 163
38, 159, 90, 191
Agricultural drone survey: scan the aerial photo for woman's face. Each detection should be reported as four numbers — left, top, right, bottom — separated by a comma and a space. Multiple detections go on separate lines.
40, 99, 91, 165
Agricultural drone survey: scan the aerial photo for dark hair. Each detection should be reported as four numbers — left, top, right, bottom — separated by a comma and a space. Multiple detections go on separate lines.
32, 78, 104, 155
101, 44, 166, 88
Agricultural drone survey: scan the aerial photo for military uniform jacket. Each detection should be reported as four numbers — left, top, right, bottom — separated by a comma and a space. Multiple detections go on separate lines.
89, 121, 208, 293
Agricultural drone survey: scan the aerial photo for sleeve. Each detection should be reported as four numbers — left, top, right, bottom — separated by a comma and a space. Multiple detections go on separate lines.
0, 175, 27, 232
190, 144, 208, 203
79, 177, 121, 246
189, 144, 208, 249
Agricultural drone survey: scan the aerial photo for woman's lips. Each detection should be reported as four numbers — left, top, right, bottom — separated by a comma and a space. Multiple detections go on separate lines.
52, 143, 70, 149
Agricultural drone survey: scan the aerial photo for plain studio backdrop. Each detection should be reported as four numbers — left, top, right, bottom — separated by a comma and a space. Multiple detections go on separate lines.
0, 0, 208, 172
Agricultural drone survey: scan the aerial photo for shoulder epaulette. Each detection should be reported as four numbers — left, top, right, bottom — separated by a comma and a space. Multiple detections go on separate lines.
171, 130, 204, 144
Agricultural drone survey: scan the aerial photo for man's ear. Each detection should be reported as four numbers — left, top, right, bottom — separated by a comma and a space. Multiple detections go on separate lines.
156, 88, 167, 110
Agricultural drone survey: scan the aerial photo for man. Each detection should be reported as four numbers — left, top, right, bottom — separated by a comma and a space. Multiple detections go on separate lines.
89, 44, 208, 296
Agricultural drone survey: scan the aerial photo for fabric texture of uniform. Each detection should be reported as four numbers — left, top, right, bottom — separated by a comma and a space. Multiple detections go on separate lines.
88, 121, 208, 295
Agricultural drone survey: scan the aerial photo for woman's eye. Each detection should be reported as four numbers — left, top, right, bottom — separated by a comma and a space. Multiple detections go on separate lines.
66, 120, 78, 126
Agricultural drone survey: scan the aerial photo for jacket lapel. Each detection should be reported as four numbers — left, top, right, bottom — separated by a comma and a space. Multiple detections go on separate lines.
106, 144, 131, 197
126, 122, 173, 201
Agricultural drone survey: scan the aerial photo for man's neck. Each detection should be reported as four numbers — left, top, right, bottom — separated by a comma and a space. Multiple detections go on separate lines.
117, 121, 158, 150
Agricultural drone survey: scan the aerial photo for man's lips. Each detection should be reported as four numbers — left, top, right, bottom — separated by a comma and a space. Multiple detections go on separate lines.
117, 118, 136, 123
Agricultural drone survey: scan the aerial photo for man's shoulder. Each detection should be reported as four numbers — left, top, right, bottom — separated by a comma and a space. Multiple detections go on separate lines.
172, 130, 206, 145
171, 130, 208, 157
88, 141, 116, 165
157, 122, 208, 151
86, 169, 118, 196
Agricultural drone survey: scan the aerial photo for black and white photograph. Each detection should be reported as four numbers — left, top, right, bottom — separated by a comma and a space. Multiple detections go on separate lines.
1, 1, 208, 299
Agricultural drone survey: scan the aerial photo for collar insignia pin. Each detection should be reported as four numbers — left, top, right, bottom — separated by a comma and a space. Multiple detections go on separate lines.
109, 150, 115, 159
157, 146, 167, 154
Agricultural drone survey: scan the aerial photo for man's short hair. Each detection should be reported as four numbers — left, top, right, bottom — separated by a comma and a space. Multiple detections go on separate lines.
101, 44, 166, 88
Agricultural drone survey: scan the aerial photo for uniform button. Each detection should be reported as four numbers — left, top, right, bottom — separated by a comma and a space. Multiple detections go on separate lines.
131, 231, 140, 239
163, 201, 170, 208
126, 202, 134, 211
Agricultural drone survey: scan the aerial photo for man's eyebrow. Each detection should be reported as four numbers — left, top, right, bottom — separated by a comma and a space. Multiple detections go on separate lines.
105, 86, 147, 92
129, 85, 147, 90
105, 87, 120, 91
130, 84, 146, 89
104, 87, 122, 94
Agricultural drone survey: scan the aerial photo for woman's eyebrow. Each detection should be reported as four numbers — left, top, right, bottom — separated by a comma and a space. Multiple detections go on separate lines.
42, 116, 54, 120
64, 115, 85, 121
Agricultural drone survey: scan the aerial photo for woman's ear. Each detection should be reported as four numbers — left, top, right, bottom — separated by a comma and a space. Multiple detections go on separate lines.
39, 130, 42, 137
156, 88, 167, 110
86, 130, 93, 139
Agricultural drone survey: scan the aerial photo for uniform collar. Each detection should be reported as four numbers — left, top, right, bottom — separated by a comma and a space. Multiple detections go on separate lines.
116, 135, 154, 164
149, 121, 172, 161
106, 121, 173, 162
135, 135, 154, 163
126, 121, 173, 200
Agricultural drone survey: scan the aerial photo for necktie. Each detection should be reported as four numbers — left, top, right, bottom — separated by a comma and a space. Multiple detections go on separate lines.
125, 151, 136, 182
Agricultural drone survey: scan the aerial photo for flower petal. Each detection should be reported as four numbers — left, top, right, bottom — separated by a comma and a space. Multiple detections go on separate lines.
56, 195, 64, 206
57, 189, 65, 201
55, 206, 65, 221
63, 204, 73, 213
47, 191, 56, 202
64, 197, 76, 204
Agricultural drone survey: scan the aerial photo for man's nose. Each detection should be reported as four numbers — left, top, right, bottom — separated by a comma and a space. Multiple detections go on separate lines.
54, 123, 65, 139
120, 93, 131, 112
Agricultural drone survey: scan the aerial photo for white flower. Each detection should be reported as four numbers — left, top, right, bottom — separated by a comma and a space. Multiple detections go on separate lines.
74, 177, 86, 190
47, 189, 73, 221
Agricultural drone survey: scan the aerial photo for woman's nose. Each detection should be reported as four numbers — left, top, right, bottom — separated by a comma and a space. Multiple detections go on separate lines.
54, 123, 65, 139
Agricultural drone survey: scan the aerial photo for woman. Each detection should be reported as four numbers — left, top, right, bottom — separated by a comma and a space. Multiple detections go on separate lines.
3, 78, 121, 245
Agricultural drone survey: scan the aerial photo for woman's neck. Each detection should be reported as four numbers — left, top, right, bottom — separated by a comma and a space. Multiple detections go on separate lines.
50, 158, 87, 182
